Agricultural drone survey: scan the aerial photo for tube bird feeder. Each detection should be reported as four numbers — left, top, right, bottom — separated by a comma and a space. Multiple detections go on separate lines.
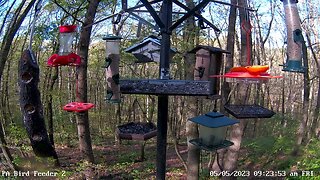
281, 0, 305, 73
47, 25, 81, 66
103, 35, 122, 103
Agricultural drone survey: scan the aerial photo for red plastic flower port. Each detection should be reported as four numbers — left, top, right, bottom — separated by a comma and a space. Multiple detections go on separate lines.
47, 53, 81, 67
63, 102, 94, 113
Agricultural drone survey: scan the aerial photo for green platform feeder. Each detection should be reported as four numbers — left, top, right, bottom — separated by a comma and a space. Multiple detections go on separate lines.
281, 0, 306, 73
103, 35, 122, 103
189, 112, 239, 151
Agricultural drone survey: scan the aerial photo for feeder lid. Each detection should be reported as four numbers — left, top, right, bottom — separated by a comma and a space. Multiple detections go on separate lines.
188, 45, 230, 54
124, 35, 177, 53
103, 34, 122, 40
190, 112, 239, 128
59, 25, 77, 33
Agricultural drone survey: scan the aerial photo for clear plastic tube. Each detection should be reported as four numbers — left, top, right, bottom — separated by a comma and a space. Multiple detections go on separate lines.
283, 0, 302, 62
59, 32, 75, 55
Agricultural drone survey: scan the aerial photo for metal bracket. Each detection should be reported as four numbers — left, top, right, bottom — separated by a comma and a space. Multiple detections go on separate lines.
140, 0, 165, 29
173, 0, 220, 32
170, 0, 211, 31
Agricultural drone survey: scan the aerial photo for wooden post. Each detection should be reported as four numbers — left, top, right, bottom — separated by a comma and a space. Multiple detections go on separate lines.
18, 50, 59, 162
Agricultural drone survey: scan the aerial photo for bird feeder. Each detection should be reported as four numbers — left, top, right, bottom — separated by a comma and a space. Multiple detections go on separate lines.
63, 102, 94, 113
103, 35, 122, 103
189, 112, 239, 151
189, 45, 230, 95
281, 0, 305, 73
212, 65, 282, 83
224, 104, 275, 119
125, 35, 177, 63
47, 25, 81, 66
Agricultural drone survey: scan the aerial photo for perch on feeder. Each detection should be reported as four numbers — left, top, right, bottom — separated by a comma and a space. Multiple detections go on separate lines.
189, 112, 239, 151
47, 25, 81, 67
103, 35, 122, 103
280, 0, 305, 73
125, 35, 177, 63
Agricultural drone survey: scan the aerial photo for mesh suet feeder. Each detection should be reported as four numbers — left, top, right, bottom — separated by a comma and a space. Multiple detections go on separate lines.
280, 0, 306, 73
189, 112, 239, 151
103, 34, 122, 103
47, 25, 81, 66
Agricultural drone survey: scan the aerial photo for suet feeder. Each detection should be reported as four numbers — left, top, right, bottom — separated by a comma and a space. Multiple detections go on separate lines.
125, 35, 177, 63
189, 45, 230, 94
280, 0, 306, 73
189, 112, 239, 151
47, 25, 81, 66
103, 35, 122, 103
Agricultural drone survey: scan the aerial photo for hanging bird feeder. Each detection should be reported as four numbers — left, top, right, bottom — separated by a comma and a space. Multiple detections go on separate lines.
103, 34, 122, 103
189, 112, 239, 151
63, 102, 94, 113
210, 9, 282, 83
125, 35, 177, 63
280, 0, 305, 73
211, 65, 282, 83
47, 25, 81, 66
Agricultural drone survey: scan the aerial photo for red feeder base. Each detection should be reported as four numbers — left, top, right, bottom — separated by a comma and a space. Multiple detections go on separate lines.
63, 102, 94, 113
210, 72, 282, 79
47, 53, 81, 67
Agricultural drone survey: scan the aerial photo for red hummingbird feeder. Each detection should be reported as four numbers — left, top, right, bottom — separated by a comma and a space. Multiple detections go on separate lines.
47, 25, 94, 112
47, 25, 81, 66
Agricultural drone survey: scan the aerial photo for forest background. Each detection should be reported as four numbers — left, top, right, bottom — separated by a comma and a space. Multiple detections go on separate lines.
0, 0, 319, 179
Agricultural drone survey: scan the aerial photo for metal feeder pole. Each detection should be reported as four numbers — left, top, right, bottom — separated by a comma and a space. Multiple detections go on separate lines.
156, 0, 172, 179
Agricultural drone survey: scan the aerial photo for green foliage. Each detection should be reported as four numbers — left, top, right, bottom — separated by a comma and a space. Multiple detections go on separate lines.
295, 139, 320, 174
7, 123, 28, 145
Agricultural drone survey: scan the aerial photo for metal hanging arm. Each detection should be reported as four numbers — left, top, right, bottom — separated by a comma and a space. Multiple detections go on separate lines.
29, 0, 42, 50
211, 0, 256, 12
140, 0, 165, 29
129, 12, 160, 30
172, 0, 220, 32
170, 0, 211, 31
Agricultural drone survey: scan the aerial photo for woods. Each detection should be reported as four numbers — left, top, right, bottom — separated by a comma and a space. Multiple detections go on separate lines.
0, 0, 319, 179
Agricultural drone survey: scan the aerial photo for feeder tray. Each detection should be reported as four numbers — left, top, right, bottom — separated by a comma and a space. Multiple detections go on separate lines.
210, 65, 282, 83
116, 122, 157, 141
63, 102, 94, 113
189, 139, 234, 151
224, 104, 275, 119
210, 72, 282, 83
120, 79, 213, 96
47, 53, 81, 67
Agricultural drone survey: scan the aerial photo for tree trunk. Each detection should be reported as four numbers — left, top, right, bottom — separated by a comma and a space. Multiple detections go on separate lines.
18, 50, 59, 163
292, 39, 310, 155
47, 67, 59, 145
183, 0, 201, 179
0, 120, 17, 171
223, 0, 249, 173
76, 0, 100, 163
0, 0, 36, 82
213, 0, 237, 172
